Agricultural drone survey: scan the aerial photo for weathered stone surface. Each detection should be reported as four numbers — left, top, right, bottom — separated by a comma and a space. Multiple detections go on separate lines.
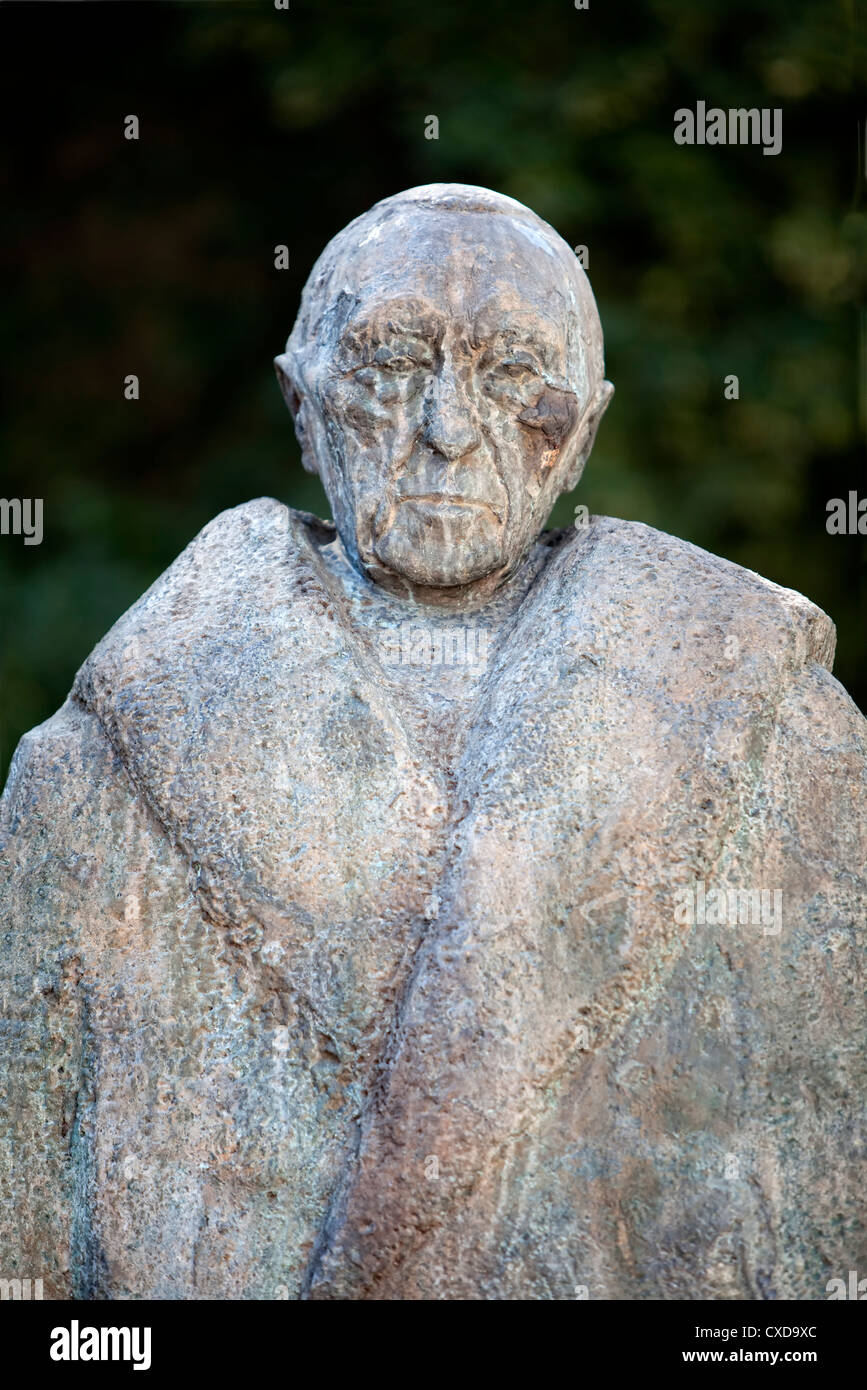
1, 185, 865, 1300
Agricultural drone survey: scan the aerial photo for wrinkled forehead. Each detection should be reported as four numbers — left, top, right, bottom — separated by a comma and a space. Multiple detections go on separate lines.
331, 210, 576, 347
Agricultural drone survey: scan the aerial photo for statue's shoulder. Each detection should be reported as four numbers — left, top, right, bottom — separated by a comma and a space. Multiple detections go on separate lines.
2, 503, 311, 815
2, 501, 340, 815
550, 515, 836, 672
72, 498, 335, 695
97, 496, 330, 630
124, 493, 330, 603
169, 496, 334, 568
0, 698, 116, 845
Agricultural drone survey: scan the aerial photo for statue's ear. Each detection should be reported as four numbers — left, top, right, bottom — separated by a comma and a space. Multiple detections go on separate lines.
565, 378, 613, 490
275, 352, 320, 476
274, 352, 302, 421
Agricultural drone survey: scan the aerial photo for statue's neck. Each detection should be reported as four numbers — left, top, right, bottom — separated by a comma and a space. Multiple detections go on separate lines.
308, 527, 556, 765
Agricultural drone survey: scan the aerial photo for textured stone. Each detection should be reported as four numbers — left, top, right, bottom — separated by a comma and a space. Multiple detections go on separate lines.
1, 185, 865, 1300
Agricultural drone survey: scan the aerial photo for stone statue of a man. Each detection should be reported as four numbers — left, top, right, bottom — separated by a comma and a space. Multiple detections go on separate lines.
1, 185, 865, 1301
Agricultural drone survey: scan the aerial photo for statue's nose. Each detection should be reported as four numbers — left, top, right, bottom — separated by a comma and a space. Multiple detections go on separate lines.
422, 365, 481, 462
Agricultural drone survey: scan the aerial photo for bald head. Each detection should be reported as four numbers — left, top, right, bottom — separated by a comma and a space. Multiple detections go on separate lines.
276, 184, 613, 602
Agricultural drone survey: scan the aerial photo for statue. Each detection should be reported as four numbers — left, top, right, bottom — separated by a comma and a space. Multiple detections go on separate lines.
1, 185, 864, 1300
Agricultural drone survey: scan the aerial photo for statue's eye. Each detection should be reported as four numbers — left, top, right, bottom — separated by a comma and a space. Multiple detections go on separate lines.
488, 356, 541, 381
374, 355, 417, 373
371, 346, 430, 373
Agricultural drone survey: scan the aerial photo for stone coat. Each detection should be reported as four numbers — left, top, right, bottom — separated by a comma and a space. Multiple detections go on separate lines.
1, 498, 864, 1299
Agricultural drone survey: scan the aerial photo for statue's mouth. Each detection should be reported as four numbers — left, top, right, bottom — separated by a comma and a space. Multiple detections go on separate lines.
395, 493, 503, 524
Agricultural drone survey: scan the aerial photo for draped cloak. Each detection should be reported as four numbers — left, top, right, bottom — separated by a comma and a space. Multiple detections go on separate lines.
1, 498, 864, 1299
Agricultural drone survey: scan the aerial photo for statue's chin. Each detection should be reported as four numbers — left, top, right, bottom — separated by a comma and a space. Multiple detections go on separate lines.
372, 504, 504, 588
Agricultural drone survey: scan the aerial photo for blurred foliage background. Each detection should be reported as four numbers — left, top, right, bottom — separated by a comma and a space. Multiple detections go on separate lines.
1, 0, 864, 783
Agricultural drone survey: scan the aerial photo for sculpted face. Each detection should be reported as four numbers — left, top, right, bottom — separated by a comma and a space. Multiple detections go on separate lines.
277, 187, 612, 603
